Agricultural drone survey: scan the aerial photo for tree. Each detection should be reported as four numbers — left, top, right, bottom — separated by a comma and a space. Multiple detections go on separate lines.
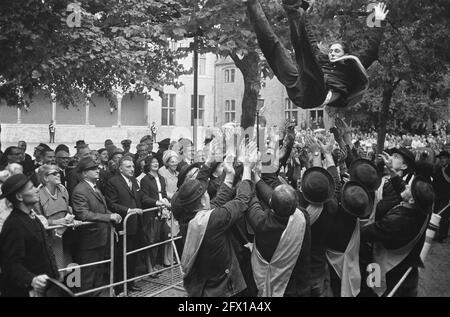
0, 0, 187, 109
166, 0, 291, 129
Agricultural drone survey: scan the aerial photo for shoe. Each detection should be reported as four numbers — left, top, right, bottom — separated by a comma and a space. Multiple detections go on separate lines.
128, 284, 142, 292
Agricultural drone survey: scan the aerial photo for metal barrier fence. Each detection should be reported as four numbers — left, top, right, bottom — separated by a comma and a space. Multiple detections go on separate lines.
122, 206, 183, 297
46, 221, 116, 297
44, 206, 183, 297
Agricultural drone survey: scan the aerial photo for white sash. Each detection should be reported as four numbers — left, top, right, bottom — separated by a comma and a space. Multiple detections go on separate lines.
372, 211, 430, 296
181, 209, 213, 278
326, 220, 361, 297
251, 209, 306, 297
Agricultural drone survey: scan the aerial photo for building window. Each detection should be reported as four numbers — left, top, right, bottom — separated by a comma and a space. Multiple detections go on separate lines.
284, 98, 298, 125
309, 109, 324, 129
199, 55, 206, 75
191, 95, 205, 126
224, 69, 235, 83
225, 100, 236, 123
161, 93, 176, 126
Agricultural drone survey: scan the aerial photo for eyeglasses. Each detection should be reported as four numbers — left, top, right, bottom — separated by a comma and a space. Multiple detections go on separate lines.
47, 171, 59, 176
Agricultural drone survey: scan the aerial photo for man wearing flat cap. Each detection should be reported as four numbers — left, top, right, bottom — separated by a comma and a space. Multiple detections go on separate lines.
361, 176, 435, 297
72, 157, 122, 296
174, 143, 256, 297
0, 174, 59, 297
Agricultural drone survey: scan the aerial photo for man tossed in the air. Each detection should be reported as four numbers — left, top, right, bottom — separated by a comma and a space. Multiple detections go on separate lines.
244, 0, 389, 109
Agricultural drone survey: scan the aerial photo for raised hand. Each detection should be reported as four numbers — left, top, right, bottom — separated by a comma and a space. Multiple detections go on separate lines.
374, 2, 389, 21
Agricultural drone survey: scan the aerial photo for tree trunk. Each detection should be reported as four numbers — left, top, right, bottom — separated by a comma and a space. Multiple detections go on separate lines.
230, 51, 261, 130
377, 79, 400, 154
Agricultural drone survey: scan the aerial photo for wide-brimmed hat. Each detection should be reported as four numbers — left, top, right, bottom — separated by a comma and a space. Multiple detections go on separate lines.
301, 167, 335, 204
390, 147, 416, 172
77, 157, 99, 172
172, 179, 207, 209
0, 174, 33, 200
411, 176, 435, 215
341, 181, 372, 218
74, 140, 89, 149
349, 159, 382, 192
177, 162, 202, 188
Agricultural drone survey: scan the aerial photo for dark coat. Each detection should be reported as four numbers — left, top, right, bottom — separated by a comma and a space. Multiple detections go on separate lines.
298, 166, 340, 281
250, 177, 312, 297
361, 204, 428, 275
182, 180, 253, 297
66, 168, 83, 202
72, 180, 112, 250
105, 174, 153, 235
375, 175, 406, 220
140, 173, 168, 212
0, 209, 59, 297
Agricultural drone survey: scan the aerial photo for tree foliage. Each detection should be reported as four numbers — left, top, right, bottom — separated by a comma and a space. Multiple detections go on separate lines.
0, 0, 188, 109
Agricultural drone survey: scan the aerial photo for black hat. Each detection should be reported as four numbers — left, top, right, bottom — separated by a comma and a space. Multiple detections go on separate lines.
301, 167, 335, 204
0, 174, 33, 200
104, 139, 114, 146
411, 176, 435, 215
121, 139, 132, 146
172, 179, 207, 209
78, 157, 99, 172
74, 140, 89, 148
44, 278, 75, 297
177, 162, 202, 188
349, 159, 382, 192
158, 138, 171, 148
390, 147, 416, 172
341, 181, 372, 218
437, 150, 450, 159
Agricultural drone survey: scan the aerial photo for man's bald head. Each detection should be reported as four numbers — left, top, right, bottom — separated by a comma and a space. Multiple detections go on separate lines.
271, 185, 298, 217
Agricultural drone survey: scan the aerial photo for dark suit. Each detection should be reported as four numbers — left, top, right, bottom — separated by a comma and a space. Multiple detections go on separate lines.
140, 174, 167, 266
58, 168, 68, 188
105, 174, 153, 291
0, 209, 59, 297
67, 168, 83, 203
72, 180, 112, 295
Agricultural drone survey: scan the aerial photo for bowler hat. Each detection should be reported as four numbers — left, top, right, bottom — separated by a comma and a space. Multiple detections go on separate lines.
390, 147, 416, 172
74, 140, 89, 148
349, 159, 382, 192
78, 157, 99, 172
341, 181, 372, 218
0, 174, 33, 200
172, 179, 207, 209
177, 162, 202, 188
301, 167, 335, 204
411, 176, 435, 215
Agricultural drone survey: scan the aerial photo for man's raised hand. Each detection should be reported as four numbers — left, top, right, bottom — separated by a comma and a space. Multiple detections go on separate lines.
374, 2, 389, 21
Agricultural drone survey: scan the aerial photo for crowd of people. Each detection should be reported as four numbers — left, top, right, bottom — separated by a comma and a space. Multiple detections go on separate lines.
0, 114, 448, 297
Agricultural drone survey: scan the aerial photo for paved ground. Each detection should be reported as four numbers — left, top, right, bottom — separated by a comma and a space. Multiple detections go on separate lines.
419, 237, 450, 297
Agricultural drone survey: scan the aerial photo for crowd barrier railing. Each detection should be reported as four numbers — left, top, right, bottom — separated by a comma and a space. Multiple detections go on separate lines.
122, 206, 182, 297
46, 221, 116, 297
